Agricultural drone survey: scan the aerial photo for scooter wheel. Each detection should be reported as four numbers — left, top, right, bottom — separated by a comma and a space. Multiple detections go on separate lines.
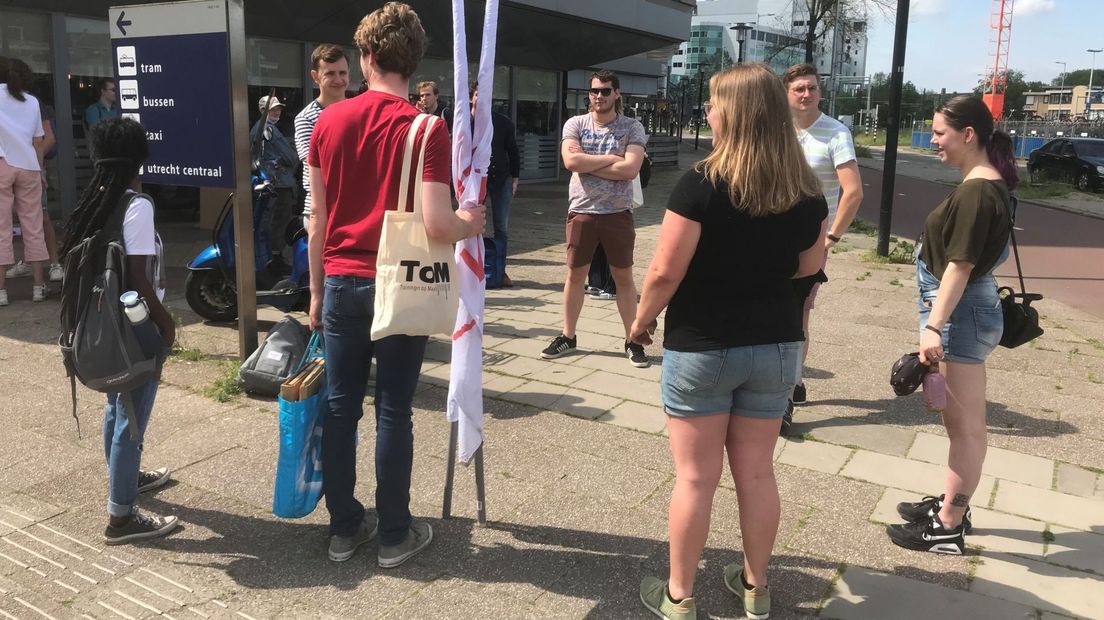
186, 270, 238, 322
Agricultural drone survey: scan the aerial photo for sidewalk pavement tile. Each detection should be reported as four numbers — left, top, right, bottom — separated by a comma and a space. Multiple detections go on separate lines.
570, 350, 663, 382
549, 390, 623, 421
498, 380, 570, 411
573, 315, 628, 339
485, 318, 561, 341
822, 565, 1037, 620
597, 400, 666, 434
841, 450, 996, 503
1054, 462, 1099, 497
801, 417, 917, 457
486, 334, 544, 358
971, 551, 1104, 619
483, 373, 528, 397
572, 370, 659, 405
1046, 525, 1104, 575
994, 480, 1104, 531
907, 432, 1055, 489
776, 439, 853, 475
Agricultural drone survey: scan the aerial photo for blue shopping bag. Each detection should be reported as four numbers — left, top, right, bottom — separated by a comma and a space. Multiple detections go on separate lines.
273, 332, 325, 518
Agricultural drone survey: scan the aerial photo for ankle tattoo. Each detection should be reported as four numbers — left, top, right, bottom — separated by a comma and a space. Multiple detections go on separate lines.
950, 493, 970, 507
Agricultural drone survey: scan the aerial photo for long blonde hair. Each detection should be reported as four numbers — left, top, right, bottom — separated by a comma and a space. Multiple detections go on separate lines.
696, 64, 821, 217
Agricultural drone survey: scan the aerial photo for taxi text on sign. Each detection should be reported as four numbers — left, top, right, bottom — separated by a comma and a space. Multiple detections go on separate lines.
109, 0, 235, 188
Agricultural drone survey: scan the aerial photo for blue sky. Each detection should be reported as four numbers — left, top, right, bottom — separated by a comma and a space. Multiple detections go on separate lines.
864, 0, 1102, 92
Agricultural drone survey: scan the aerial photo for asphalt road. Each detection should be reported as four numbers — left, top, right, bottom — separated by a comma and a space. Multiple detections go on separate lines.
856, 167, 1104, 321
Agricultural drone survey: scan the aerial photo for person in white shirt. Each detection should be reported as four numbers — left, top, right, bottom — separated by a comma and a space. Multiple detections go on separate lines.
782, 63, 864, 425
0, 57, 49, 305
59, 117, 178, 546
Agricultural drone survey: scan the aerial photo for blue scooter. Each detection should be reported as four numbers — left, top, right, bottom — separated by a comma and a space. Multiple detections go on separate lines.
184, 168, 310, 322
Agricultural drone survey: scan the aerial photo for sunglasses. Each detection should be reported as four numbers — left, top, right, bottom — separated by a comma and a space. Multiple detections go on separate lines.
588, 87, 613, 97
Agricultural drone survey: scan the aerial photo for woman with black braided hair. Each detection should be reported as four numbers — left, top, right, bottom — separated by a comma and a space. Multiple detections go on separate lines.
62, 117, 179, 545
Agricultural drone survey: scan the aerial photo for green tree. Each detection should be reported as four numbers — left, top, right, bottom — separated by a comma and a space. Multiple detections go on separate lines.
1051, 68, 1095, 87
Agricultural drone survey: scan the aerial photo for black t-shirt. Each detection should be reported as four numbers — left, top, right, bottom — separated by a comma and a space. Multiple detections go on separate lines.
663, 169, 827, 352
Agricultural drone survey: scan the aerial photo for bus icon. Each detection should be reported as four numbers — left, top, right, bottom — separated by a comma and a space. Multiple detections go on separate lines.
119, 79, 139, 109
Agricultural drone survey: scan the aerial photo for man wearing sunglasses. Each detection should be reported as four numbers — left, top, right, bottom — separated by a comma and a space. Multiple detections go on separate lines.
542, 69, 649, 368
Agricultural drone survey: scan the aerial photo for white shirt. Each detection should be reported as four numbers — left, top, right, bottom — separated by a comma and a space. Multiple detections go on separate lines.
122, 195, 165, 301
797, 112, 856, 229
0, 85, 44, 171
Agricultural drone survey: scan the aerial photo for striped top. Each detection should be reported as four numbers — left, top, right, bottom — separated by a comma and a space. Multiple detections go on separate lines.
796, 113, 856, 229
293, 99, 324, 217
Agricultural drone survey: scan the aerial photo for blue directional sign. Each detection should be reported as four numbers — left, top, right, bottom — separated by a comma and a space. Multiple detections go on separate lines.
109, 0, 235, 188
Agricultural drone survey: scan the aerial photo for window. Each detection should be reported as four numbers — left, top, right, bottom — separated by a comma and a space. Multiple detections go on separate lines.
673, 62, 683, 68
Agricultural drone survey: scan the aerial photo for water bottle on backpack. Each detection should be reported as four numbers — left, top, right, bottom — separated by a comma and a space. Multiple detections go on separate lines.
922, 369, 947, 412
121, 291, 163, 359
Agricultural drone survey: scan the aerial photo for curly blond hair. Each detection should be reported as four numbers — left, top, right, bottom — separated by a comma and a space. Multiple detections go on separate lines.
353, 2, 426, 79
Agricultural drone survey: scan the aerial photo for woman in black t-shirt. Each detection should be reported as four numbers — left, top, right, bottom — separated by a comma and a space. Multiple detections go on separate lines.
887, 96, 1017, 556
630, 64, 826, 620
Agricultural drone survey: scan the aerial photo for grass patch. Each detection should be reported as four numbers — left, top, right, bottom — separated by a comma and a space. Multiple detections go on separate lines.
1089, 371, 1102, 385
856, 271, 871, 282
169, 344, 208, 362
889, 278, 903, 287
1042, 528, 1056, 544
854, 144, 872, 158
802, 431, 816, 441
862, 239, 915, 265
1086, 337, 1104, 351
203, 361, 241, 403
1018, 182, 1072, 200
848, 218, 879, 237
830, 242, 854, 254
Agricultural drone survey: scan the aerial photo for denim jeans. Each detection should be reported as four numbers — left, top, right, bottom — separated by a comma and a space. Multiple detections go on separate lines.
487, 175, 512, 259
104, 373, 162, 517
321, 275, 427, 543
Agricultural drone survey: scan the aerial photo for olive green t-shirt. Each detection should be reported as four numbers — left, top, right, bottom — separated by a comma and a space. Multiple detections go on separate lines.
920, 179, 1011, 282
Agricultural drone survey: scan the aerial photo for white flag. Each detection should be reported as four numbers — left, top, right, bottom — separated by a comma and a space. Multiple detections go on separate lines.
447, 0, 498, 464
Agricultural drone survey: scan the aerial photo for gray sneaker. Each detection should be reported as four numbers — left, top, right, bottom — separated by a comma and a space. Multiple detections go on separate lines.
378, 521, 433, 568
137, 467, 170, 493
328, 515, 378, 562
104, 509, 180, 545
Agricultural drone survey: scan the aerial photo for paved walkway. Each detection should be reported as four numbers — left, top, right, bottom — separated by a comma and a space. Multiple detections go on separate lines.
1, 152, 1103, 619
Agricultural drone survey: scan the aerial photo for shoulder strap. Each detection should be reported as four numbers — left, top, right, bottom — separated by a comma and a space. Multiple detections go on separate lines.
397, 114, 430, 213
412, 115, 439, 217
1006, 195, 1028, 294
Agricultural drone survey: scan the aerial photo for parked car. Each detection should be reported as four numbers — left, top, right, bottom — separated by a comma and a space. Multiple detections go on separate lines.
1027, 137, 1104, 192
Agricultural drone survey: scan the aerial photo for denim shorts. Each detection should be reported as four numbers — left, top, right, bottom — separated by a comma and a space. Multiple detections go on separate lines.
661, 342, 803, 419
916, 257, 1003, 364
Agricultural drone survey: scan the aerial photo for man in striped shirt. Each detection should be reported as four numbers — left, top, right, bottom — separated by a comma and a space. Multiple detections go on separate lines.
783, 63, 864, 426
294, 44, 349, 231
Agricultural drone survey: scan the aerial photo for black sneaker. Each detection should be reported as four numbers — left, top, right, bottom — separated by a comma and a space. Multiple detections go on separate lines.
792, 382, 807, 405
779, 400, 794, 435
137, 467, 171, 493
541, 334, 577, 359
886, 514, 966, 555
104, 509, 180, 545
896, 494, 973, 534
625, 342, 650, 368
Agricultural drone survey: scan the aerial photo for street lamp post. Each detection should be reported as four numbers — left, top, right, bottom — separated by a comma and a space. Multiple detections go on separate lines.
694, 66, 705, 150
729, 23, 753, 64
1088, 48, 1103, 119
1055, 60, 1067, 119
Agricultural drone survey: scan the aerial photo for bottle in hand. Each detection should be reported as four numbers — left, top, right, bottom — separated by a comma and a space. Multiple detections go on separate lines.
922, 369, 946, 412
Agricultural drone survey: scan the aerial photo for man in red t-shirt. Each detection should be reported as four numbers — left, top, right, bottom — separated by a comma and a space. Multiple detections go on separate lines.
306, 2, 484, 567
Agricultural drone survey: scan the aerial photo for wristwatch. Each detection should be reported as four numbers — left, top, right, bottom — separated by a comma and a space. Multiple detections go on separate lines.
827, 233, 842, 243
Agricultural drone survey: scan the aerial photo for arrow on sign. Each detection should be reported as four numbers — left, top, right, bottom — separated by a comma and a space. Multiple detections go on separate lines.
116, 11, 132, 36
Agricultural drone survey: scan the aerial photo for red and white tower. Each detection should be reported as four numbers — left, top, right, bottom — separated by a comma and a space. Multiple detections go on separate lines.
984, 0, 1014, 120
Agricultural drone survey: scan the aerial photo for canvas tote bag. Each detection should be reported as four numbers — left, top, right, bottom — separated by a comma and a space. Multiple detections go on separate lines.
371, 113, 459, 340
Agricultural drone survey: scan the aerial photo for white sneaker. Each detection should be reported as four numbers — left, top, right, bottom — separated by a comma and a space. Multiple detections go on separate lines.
0, 289, 8, 307
32, 285, 46, 302
5, 261, 31, 278
48, 263, 64, 282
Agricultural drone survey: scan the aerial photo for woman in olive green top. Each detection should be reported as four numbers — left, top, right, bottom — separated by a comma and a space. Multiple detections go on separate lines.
887, 96, 1016, 555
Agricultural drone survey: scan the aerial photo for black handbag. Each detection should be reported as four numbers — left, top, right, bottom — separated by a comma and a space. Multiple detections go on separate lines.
998, 199, 1043, 348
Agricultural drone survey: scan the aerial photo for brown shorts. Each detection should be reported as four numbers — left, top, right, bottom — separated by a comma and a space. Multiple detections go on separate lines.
565, 210, 635, 269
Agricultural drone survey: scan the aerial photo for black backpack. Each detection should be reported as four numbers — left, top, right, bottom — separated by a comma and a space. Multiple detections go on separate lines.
59, 190, 160, 438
